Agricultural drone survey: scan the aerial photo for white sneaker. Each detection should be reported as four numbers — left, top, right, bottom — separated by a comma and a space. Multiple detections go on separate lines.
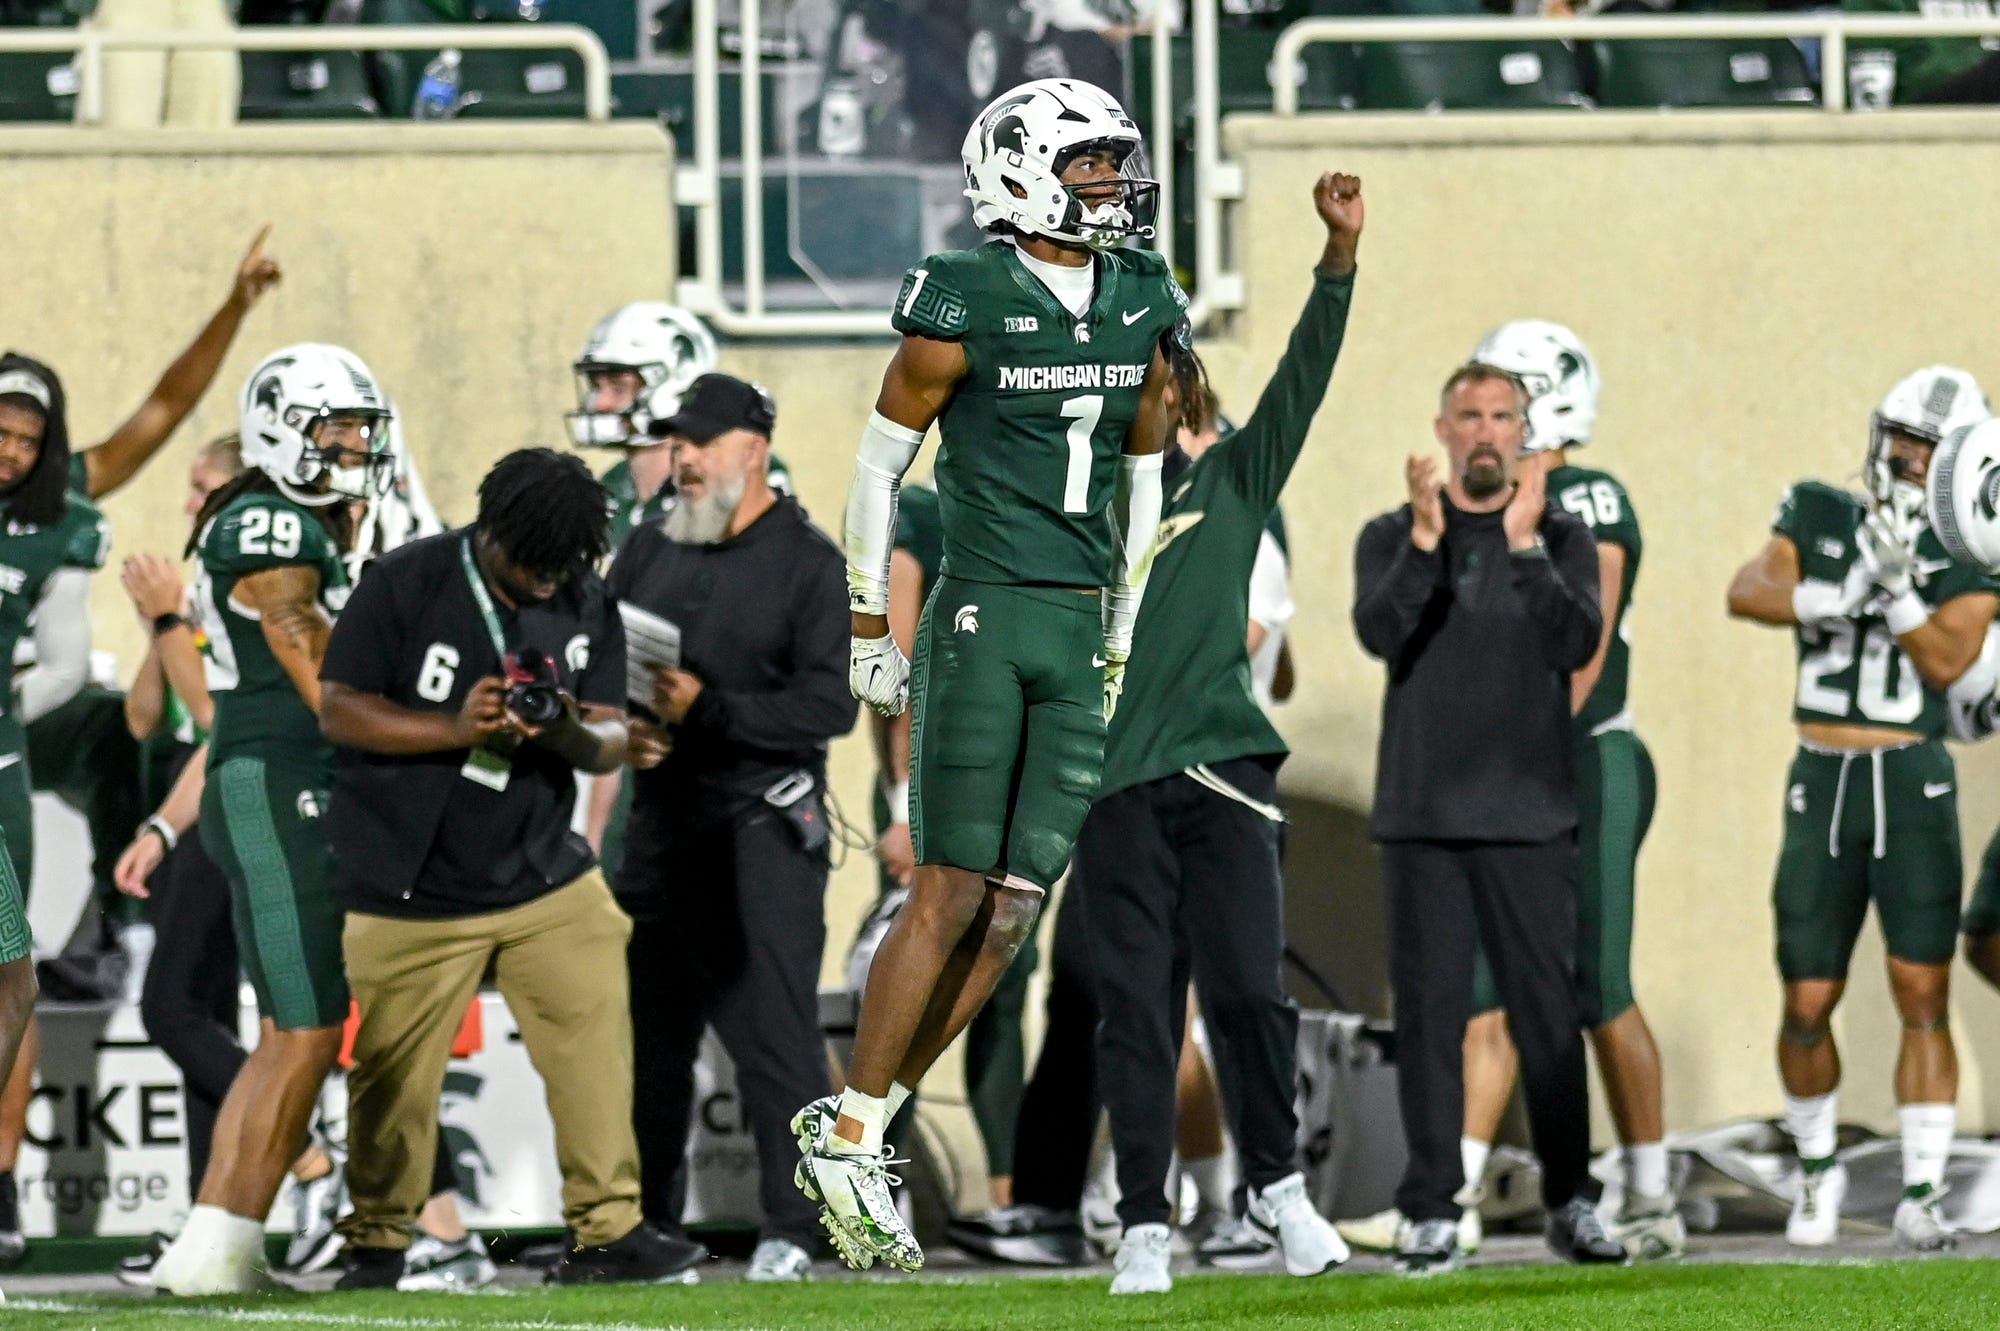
398, 1232, 498, 1290
1247, 1173, 1348, 1277
1893, 1186, 1957, 1252
1785, 1163, 1847, 1247
1335, 1206, 1407, 1253
1190, 1210, 1276, 1267
1606, 1193, 1686, 1261
154, 1242, 279, 1296
797, 1143, 922, 1272
1110, 1223, 1172, 1295
282, 1159, 347, 1274
1452, 1180, 1484, 1255
746, 1236, 812, 1282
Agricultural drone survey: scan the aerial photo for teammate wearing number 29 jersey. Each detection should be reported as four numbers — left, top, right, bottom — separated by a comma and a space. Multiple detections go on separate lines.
1727, 365, 1998, 1255
152, 343, 395, 1297
797, 77, 1181, 1275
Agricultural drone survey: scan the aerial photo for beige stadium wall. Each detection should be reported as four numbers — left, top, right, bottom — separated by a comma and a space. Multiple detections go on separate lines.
14, 111, 2000, 1163
1216, 108, 2000, 1139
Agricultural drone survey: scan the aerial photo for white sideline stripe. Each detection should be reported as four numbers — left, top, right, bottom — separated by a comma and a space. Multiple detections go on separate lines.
7, 1299, 777, 1331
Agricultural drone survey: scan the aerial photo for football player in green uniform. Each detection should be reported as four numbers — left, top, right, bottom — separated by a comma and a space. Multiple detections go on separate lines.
1454, 322, 1678, 1259
0, 355, 109, 1263
151, 343, 395, 1295
796, 77, 1181, 1273
1727, 365, 1997, 1252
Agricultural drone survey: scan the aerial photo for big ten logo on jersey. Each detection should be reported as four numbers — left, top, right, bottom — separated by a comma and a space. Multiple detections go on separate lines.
1558, 479, 1621, 527
1005, 315, 1039, 334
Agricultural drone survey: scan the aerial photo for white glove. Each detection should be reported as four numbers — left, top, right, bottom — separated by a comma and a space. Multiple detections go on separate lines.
1792, 561, 1875, 628
850, 633, 909, 718
1101, 650, 1128, 725
1857, 509, 1919, 599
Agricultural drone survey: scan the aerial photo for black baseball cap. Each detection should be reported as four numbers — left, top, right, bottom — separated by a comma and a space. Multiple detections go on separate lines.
652, 372, 777, 442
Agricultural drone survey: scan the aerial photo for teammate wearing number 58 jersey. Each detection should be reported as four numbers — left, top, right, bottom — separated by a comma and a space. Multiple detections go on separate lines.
1727, 365, 1999, 1254
798, 76, 1182, 1274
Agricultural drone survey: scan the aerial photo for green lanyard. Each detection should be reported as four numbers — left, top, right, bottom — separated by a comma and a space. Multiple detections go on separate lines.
460, 535, 508, 659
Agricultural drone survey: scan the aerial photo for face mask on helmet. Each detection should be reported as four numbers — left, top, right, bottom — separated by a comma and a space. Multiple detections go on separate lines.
1470, 321, 1598, 455
569, 363, 658, 447
1868, 367, 1993, 536
300, 409, 396, 501
963, 79, 1160, 252
1051, 138, 1160, 250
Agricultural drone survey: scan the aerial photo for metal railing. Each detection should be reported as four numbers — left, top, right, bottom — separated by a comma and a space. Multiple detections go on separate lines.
676, 0, 1238, 336
0, 22, 612, 122
1271, 13, 2000, 115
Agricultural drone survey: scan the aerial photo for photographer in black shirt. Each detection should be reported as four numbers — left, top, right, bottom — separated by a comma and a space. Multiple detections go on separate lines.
607, 374, 855, 1282
320, 449, 700, 1288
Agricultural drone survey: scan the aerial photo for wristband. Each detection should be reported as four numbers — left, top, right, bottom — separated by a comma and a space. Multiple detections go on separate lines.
152, 612, 188, 636
886, 779, 910, 825
1883, 590, 1929, 636
140, 815, 178, 853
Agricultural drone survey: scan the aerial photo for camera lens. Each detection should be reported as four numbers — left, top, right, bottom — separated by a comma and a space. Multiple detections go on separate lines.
506, 682, 565, 728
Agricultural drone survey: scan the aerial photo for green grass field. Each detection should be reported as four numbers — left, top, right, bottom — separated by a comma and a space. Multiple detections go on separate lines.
8, 1260, 2000, 1331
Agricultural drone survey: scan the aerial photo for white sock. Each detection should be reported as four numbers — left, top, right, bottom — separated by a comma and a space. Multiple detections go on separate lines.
174, 1204, 264, 1266
1460, 1137, 1491, 1193
1626, 1141, 1669, 1199
886, 1081, 913, 1120
1184, 1151, 1234, 1214
1783, 1090, 1839, 1165
1899, 1102, 1955, 1193
836, 1086, 887, 1154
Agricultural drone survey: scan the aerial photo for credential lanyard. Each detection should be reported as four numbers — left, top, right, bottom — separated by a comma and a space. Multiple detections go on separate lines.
460, 536, 508, 660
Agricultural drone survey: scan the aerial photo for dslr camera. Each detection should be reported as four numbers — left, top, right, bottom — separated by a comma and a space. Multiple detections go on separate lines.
502, 648, 567, 728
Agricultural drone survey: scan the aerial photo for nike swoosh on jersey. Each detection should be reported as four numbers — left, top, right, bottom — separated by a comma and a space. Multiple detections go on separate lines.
1092, 655, 1109, 668
1924, 782, 1953, 798
1122, 307, 1151, 326
0, 754, 18, 772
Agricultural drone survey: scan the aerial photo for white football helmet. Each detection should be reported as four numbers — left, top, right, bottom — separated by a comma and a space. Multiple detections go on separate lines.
1927, 417, 2000, 574
962, 78, 1157, 251
1869, 365, 1991, 533
1471, 320, 1599, 454
238, 344, 395, 509
568, 302, 719, 448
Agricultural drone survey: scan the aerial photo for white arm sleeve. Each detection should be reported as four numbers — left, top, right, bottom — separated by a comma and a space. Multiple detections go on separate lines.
1102, 452, 1164, 660
1247, 530, 1295, 635
1948, 625, 2000, 741
844, 411, 926, 615
16, 568, 92, 725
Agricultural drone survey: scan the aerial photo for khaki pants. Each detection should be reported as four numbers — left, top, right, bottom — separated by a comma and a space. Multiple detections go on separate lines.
338, 869, 642, 1250
87, 0, 239, 129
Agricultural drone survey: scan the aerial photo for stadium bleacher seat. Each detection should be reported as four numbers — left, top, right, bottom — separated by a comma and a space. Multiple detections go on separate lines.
610, 68, 781, 155
239, 51, 382, 119
1357, 40, 1591, 110
1591, 38, 1817, 108
0, 0, 77, 122
1130, 30, 1360, 121
451, 47, 588, 117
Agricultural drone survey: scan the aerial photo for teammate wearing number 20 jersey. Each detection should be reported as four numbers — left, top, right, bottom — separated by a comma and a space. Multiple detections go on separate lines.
798, 77, 1181, 1275
1727, 365, 1998, 1254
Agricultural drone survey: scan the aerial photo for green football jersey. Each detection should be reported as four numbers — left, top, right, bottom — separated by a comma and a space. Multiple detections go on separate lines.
892, 240, 1188, 588
0, 492, 109, 731
1549, 463, 1642, 733
1774, 480, 2000, 738
194, 491, 349, 762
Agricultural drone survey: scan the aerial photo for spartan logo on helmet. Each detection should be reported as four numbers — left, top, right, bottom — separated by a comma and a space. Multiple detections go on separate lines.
251, 359, 296, 419
961, 79, 1158, 251
1977, 460, 2000, 525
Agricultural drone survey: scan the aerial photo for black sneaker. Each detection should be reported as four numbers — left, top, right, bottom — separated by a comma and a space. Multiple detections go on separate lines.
335, 1246, 407, 1290
1546, 1196, 1627, 1265
0, 1172, 24, 1268
1394, 1216, 1460, 1276
551, 1222, 706, 1285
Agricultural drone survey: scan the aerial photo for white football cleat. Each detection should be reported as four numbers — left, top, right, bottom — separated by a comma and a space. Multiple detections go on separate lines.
1110, 1223, 1172, 1295
1893, 1186, 1957, 1252
1247, 1173, 1348, 1276
797, 1143, 922, 1273
791, 1095, 839, 1155
1786, 1163, 1847, 1247
1606, 1193, 1686, 1261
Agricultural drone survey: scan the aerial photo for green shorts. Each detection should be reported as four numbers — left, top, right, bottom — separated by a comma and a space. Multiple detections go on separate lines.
1962, 821, 2000, 938
910, 576, 1106, 892
1773, 739, 1962, 980
0, 823, 29, 968
201, 753, 348, 1030
0, 720, 34, 897
1472, 726, 1656, 1025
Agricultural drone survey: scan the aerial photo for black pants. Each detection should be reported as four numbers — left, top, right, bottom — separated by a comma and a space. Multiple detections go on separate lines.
1379, 837, 1591, 1222
1076, 758, 1301, 1231
626, 808, 832, 1248
1011, 878, 1099, 1212
140, 820, 243, 1198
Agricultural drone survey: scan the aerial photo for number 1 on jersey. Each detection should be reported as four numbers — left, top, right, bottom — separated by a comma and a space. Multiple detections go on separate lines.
1059, 394, 1103, 514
